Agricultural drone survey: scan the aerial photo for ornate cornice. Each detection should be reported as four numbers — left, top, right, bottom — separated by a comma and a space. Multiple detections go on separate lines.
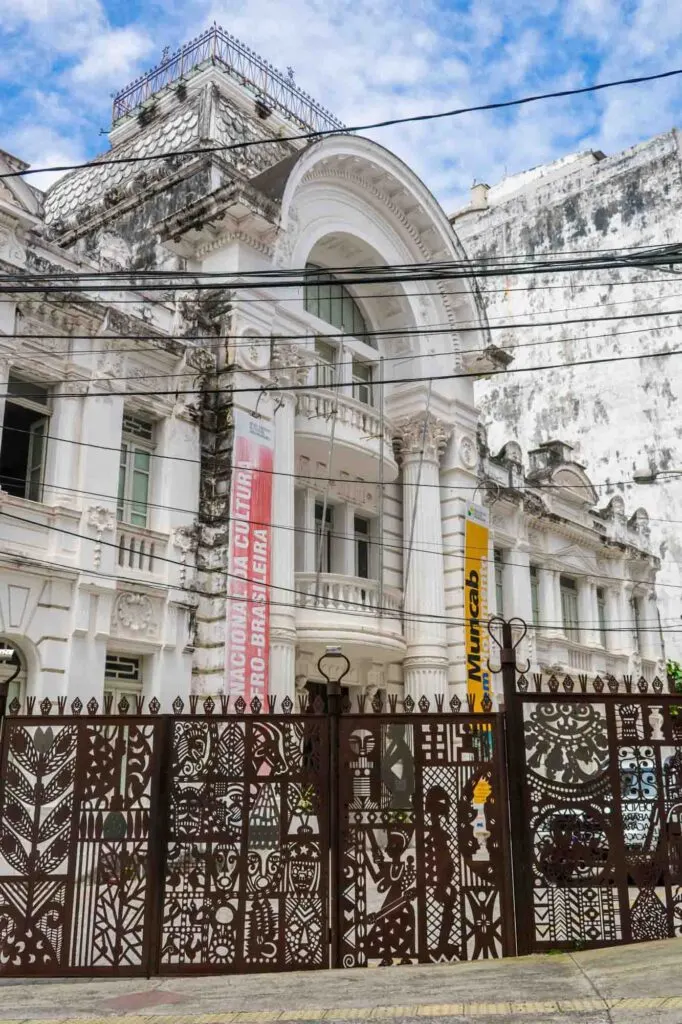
271, 342, 311, 388
195, 229, 275, 260
299, 166, 460, 337
393, 413, 452, 464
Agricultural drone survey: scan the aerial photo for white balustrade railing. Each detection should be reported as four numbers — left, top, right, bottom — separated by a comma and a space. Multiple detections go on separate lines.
295, 573, 402, 616
117, 526, 160, 573
296, 391, 393, 445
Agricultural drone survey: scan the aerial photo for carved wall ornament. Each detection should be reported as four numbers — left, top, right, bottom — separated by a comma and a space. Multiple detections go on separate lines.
392, 413, 452, 464
0, 224, 26, 266
272, 342, 311, 388
172, 525, 197, 586
237, 331, 270, 372
459, 435, 477, 470
115, 592, 155, 635
87, 505, 115, 568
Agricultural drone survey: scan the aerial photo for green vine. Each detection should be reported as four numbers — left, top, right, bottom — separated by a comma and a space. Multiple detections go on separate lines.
667, 660, 682, 717
296, 784, 315, 813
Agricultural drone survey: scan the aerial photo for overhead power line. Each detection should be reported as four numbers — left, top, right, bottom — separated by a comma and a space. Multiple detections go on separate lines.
0, 343, 678, 401
5, 246, 682, 293
5, 298, 682, 344
0, 508, 675, 635
1, 467, 676, 591
3, 66, 682, 180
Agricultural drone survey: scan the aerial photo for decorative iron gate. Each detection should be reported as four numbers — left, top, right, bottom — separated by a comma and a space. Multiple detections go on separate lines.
337, 708, 512, 965
503, 663, 682, 953
0, 704, 164, 975
158, 708, 330, 973
0, 695, 511, 977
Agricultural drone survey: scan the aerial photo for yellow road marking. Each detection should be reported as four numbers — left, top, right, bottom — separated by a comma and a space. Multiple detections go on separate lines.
3, 993, 682, 1024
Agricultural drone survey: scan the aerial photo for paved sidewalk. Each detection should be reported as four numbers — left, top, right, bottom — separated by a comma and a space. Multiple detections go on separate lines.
1, 939, 681, 1024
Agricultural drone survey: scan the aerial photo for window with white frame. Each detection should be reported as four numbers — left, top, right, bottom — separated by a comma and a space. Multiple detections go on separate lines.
104, 652, 143, 709
0, 373, 51, 502
0, 640, 26, 714
530, 565, 540, 626
351, 359, 374, 406
314, 501, 334, 574
304, 263, 372, 343
632, 595, 643, 653
314, 338, 336, 389
494, 549, 504, 616
117, 414, 154, 528
596, 587, 607, 647
560, 576, 579, 637
354, 515, 371, 579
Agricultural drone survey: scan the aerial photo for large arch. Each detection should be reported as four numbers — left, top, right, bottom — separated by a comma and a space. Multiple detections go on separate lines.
265, 135, 491, 411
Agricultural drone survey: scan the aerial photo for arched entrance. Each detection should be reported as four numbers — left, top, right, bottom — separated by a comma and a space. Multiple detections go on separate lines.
0, 639, 26, 719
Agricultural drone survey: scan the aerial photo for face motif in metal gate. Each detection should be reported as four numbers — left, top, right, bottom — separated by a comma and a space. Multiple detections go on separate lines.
518, 691, 682, 950
339, 717, 505, 967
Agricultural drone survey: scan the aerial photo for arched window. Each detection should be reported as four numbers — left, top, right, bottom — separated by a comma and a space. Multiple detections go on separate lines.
0, 639, 26, 714
304, 263, 374, 346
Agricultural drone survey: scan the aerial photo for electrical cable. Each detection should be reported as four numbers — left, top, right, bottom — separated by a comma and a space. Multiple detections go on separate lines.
5, 242, 682, 291
0, 507, 676, 635
0, 419, 674, 493
0, 342, 679, 401
3, 62, 682, 180
2, 466, 679, 599
7, 297, 682, 348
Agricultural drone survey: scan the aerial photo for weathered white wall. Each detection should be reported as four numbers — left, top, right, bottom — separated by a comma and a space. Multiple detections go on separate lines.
455, 129, 682, 658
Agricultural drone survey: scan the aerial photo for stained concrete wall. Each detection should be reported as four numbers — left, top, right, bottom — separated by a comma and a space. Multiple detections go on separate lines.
454, 129, 682, 658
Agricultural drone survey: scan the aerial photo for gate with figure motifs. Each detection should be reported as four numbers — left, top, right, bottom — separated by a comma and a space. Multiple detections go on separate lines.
495, 616, 682, 955
0, 690, 513, 976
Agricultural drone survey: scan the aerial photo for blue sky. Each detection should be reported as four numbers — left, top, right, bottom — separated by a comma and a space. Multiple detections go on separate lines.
1, 0, 681, 208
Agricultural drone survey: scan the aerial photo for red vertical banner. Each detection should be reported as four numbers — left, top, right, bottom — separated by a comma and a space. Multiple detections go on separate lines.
225, 410, 274, 702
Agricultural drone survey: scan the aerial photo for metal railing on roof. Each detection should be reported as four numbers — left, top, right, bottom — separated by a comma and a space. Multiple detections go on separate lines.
111, 23, 345, 135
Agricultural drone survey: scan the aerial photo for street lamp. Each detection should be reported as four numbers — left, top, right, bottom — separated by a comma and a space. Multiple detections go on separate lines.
316, 645, 351, 710
633, 465, 682, 484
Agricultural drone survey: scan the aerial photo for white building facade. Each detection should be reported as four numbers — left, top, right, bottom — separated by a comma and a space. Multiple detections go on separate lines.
0, 27, 668, 711
0, 150, 200, 711
452, 132, 682, 660
481, 435, 665, 686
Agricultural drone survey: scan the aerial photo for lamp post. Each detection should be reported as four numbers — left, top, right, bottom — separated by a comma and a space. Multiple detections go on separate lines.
0, 641, 21, 728
633, 466, 682, 484
316, 645, 349, 969
316, 644, 351, 711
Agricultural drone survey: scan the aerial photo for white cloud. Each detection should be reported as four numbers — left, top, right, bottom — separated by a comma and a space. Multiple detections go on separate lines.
5, 124, 87, 190
69, 26, 153, 86
1, 0, 682, 209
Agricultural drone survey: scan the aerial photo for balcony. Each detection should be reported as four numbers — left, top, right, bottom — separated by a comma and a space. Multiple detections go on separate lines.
295, 572, 404, 659
295, 391, 398, 482
116, 524, 166, 577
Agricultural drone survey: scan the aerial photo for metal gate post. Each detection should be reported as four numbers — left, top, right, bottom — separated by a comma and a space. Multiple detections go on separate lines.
495, 617, 533, 956
146, 713, 172, 978
318, 647, 350, 970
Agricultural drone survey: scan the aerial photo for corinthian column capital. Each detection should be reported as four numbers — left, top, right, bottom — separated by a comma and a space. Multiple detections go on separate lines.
271, 342, 311, 389
393, 413, 452, 465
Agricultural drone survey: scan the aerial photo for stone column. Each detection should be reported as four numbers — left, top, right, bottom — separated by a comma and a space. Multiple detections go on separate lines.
641, 588, 661, 662
394, 413, 451, 701
538, 567, 560, 637
43, 380, 84, 508
0, 356, 10, 463
622, 584, 637, 657
577, 577, 598, 647
268, 344, 308, 703
504, 544, 534, 665
604, 586, 622, 654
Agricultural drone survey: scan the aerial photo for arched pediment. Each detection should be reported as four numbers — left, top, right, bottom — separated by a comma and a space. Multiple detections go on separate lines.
550, 465, 598, 507
552, 543, 599, 575
261, 135, 490, 380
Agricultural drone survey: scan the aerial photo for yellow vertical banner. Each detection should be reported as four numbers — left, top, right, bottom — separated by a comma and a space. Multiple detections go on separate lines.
464, 503, 491, 712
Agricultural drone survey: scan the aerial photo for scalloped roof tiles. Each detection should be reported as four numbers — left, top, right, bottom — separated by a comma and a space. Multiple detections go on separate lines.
43, 108, 200, 225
